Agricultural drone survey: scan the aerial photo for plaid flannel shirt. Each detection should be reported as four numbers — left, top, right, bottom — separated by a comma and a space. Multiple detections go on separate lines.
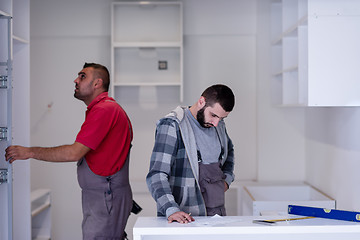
146, 106, 235, 218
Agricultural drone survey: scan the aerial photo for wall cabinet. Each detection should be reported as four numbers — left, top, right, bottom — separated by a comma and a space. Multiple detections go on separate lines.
110, 1, 183, 101
271, 0, 360, 106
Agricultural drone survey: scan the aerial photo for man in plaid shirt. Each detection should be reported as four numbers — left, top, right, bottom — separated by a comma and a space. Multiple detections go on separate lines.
146, 84, 235, 224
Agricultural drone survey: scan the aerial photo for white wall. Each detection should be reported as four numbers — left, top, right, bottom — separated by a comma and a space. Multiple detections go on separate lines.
255, 1, 307, 182
305, 108, 360, 211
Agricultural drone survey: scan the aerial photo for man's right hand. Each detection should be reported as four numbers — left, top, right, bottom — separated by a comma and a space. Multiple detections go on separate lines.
5, 145, 31, 163
168, 211, 195, 224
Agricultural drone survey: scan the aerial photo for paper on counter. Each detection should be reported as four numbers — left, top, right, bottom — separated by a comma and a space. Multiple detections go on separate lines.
191, 214, 241, 226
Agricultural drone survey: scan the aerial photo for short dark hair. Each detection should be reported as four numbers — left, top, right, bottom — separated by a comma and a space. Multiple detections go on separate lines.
201, 84, 235, 112
83, 62, 110, 92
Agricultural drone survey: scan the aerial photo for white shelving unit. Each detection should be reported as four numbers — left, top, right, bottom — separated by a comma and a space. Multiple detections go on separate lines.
31, 189, 51, 240
110, 1, 183, 101
1, 0, 31, 239
0, 3, 14, 239
271, 0, 360, 106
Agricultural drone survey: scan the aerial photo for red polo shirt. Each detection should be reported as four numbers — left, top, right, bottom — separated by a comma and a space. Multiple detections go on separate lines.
76, 92, 132, 176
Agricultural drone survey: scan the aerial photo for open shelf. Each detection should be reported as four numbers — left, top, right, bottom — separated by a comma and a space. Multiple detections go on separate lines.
110, 1, 183, 102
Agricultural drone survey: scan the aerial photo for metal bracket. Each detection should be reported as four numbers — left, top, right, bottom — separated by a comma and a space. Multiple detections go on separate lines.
0, 127, 7, 141
0, 75, 7, 88
0, 169, 8, 184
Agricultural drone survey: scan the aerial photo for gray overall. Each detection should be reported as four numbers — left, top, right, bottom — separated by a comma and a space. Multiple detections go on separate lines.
77, 156, 132, 240
198, 150, 226, 216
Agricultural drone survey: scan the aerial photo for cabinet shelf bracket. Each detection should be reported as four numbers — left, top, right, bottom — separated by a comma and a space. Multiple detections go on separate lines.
0, 169, 8, 184
0, 127, 8, 140
0, 75, 8, 88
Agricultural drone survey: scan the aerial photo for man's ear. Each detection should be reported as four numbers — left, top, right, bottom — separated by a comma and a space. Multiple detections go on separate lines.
94, 78, 103, 89
198, 96, 206, 108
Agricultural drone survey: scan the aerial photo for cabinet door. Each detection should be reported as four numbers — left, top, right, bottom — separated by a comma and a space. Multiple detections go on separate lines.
308, 14, 360, 106
0, 13, 13, 240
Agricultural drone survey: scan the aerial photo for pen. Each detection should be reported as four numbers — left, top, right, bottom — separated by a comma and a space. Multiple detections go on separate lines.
253, 216, 314, 226
267, 216, 314, 222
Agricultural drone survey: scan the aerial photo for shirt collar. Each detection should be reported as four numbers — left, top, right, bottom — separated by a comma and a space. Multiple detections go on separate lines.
87, 92, 109, 110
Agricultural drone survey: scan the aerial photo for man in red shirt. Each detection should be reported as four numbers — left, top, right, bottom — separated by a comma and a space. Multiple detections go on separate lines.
5, 63, 133, 240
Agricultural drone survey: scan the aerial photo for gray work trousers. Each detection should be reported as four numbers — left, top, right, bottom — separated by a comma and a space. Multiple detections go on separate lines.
77, 157, 132, 240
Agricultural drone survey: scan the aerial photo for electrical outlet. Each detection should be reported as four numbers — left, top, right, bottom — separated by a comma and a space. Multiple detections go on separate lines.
158, 61, 167, 70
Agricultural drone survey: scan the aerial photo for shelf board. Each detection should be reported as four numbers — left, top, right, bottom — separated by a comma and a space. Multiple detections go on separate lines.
113, 1, 181, 6
272, 15, 308, 45
273, 65, 298, 76
114, 82, 181, 87
113, 41, 182, 48
31, 188, 51, 218
31, 189, 51, 202
13, 35, 29, 44
278, 103, 306, 107
0, 10, 11, 17
31, 202, 51, 218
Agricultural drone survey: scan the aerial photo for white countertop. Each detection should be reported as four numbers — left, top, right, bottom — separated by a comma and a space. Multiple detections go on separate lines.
133, 215, 360, 240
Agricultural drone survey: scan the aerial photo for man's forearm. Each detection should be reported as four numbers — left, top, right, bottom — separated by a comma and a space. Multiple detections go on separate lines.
30, 145, 81, 162
5, 142, 90, 163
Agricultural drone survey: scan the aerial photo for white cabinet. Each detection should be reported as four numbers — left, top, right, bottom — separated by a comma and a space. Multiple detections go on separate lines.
1, 0, 30, 239
271, 0, 360, 106
31, 189, 51, 240
242, 183, 335, 216
110, 1, 183, 101
0, 5, 13, 240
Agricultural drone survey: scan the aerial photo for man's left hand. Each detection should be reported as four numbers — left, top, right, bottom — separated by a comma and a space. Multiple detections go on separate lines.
224, 181, 229, 192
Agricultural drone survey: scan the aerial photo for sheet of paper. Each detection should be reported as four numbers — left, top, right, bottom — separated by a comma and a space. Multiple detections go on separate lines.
191, 215, 241, 226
